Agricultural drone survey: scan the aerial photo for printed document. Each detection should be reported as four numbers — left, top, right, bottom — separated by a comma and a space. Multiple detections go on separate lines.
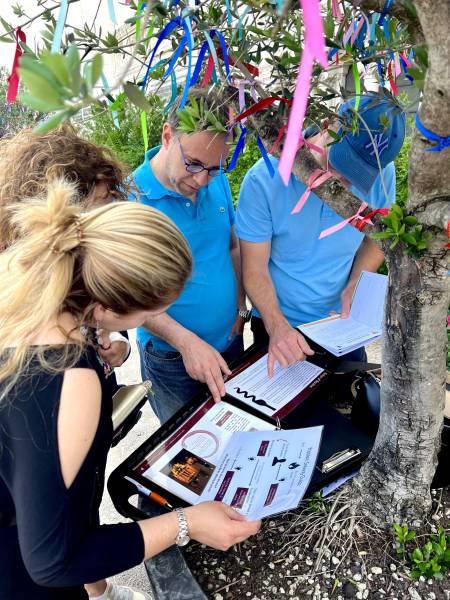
298, 271, 388, 356
134, 399, 275, 505
199, 427, 323, 520
225, 356, 325, 417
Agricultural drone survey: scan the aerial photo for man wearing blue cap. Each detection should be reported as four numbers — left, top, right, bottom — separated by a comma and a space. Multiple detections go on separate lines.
236, 94, 406, 375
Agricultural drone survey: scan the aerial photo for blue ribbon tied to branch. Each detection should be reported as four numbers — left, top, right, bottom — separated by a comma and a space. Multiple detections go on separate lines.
415, 114, 450, 152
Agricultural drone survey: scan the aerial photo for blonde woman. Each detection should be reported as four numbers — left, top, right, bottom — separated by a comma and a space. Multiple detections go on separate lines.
0, 181, 260, 600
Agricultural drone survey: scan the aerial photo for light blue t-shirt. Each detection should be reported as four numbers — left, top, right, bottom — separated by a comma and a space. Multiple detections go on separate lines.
236, 155, 395, 326
132, 147, 237, 352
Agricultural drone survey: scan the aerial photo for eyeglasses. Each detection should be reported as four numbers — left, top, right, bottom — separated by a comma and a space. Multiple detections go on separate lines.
178, 140, 224, 178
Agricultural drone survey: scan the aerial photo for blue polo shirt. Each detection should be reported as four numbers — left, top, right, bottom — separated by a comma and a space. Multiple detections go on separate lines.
132, 147, 237, 353
236, 155, 395, 326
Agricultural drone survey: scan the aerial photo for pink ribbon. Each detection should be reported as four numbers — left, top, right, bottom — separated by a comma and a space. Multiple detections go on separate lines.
331, 0, 343, 21
394, 52, 401, 77
291, 169, 333, 214
319, 202, 369, 238
350, 17, 365, 46
278, 0, 327, 185
400, 50, 412, 68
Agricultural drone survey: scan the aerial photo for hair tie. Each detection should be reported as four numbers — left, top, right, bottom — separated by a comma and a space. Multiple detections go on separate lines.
73, 217, 83, 242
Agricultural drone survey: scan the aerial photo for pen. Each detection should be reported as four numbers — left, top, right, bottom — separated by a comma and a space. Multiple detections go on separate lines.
125, 475, 174, 510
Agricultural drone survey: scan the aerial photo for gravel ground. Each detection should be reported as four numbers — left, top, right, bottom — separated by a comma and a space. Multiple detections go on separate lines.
184, 486, 450, 600
101, 331, 450, 600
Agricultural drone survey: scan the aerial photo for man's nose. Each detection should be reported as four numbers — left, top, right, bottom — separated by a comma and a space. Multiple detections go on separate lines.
193, 170, 210, 187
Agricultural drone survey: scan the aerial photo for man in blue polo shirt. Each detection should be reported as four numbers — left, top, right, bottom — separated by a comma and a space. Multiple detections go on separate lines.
236, 95, 405, 375
132, 87, 249, 423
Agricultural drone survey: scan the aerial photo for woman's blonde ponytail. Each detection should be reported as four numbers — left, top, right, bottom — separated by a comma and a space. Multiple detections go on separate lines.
0, 180, 192, 400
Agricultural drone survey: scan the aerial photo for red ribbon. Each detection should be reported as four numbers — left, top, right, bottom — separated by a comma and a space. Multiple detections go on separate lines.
291, 169, 333, 214
354, 208, 390, 231
7, 27, 26, 104
201, 54, 215, 87
234, 96, 292, 124
216, 47, 259, 77
446, 219, 450, 248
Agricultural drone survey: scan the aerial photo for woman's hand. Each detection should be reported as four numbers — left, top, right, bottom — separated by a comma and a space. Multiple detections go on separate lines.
185, 501, 261, 551
97, 330, 130, 367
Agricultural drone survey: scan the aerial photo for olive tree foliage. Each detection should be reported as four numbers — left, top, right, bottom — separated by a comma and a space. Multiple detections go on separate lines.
1, 0, 448, 524
0, 67, 39, 137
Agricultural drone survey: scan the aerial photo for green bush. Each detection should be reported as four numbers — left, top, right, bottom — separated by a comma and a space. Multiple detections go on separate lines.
395, 134, 411, 208
84, 98, 165, 170
227, 140, 261, 207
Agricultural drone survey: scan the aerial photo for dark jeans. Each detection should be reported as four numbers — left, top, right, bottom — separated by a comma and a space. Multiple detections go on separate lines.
250, 316, 367, 362
138, 335, 244, 424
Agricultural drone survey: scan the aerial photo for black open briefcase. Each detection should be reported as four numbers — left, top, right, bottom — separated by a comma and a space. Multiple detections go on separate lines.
107, 342, 375, 599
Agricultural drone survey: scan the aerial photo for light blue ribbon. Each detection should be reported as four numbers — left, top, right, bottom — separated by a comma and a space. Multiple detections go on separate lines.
107, 0, 117, 25
101, 73, 119, 128
51, 0, 69, 52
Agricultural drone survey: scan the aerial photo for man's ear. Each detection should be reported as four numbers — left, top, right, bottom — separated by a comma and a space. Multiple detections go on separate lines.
161, 123, 174, 149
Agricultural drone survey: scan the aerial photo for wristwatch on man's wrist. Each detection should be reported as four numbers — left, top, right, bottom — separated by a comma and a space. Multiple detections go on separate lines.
175, 508, 190, 546
238, 309, 252, 322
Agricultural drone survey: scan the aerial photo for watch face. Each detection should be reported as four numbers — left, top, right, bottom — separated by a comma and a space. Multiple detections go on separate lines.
177, 534, 190, 547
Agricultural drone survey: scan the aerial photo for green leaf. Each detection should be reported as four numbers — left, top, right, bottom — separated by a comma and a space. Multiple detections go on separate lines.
19, 55, 62, 90
40, 52, 71, 87
390, 237, 400, 250
123, 83, 152, 112
401, 233, 417, 246
66, 45, 81, 74
19, 92, 62, 112
404, 216, 418, 226
372, 231, 394, 240
33, 110, 73, 134
406, 531, 416, 541
412, 548, 424, 562
391, 204, 404, 217
0, 34, 15, 43
393, 523, 403, 536
19, 69, 64, 108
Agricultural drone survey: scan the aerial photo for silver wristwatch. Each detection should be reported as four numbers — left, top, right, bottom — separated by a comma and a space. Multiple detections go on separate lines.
238, 309, 252, 322
175, 508, 190, 546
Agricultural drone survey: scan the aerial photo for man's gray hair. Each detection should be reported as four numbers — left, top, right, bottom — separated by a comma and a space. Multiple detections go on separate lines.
166, 86, 239, 132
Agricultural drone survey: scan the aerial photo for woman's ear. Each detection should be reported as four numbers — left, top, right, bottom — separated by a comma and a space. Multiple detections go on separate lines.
92, 303, 107, 324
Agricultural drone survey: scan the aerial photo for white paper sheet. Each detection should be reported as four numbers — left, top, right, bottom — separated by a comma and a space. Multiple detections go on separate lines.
298, 271, 388, 356
134, 399, 275, 505
225, 356, 325, 416
198, 427, 323, 520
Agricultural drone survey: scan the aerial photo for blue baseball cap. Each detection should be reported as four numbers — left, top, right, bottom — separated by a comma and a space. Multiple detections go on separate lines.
328, 94, 406, 194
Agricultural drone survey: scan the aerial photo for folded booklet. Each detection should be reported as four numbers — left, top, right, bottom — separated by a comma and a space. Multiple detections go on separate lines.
131, 398, 323, 520
298, 271, 388, 357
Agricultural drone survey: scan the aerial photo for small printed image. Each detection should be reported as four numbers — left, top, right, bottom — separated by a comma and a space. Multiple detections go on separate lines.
161, 449, 216, 496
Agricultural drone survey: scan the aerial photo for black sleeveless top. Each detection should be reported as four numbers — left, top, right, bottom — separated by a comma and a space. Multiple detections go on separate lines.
0, 346, 144, 600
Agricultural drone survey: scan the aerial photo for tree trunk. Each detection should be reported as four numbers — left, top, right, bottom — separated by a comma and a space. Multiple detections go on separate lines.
354, 247, 448, 524
352, 0, 450, 525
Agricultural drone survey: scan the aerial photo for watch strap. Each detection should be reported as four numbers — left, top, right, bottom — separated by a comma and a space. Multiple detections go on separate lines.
175, 508, 190, 546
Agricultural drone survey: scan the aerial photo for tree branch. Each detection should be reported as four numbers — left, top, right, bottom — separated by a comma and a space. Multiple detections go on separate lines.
352, 0, 423, 41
